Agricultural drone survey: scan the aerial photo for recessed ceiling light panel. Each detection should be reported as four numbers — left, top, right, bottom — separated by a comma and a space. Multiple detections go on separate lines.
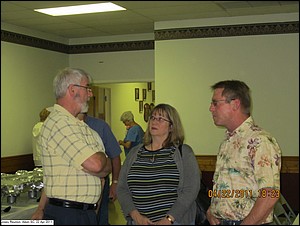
34, 2, 126, 16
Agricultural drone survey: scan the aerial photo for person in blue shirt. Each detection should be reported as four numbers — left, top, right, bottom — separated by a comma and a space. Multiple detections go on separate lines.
79, 112, 122, 225
119, 111, 144, 156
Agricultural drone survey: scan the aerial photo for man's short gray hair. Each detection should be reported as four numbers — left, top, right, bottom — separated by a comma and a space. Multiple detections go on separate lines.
53, 67, 92, 99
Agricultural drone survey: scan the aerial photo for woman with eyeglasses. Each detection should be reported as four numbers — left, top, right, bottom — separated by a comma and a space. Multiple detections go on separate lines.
117, 103, 201, 225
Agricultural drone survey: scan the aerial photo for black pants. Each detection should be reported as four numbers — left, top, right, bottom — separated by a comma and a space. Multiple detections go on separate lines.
97, 175, 110, 225
219, 219, 271, 225
44, 203, 98, 225
219, 219, 242, 225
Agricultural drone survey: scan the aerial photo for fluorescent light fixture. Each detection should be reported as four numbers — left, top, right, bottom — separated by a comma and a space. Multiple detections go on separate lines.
34, 2, 126, 16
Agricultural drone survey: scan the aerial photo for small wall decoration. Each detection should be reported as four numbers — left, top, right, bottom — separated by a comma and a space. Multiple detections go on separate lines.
144, 103, 150, 122
147, 82, 152, 91
142, 89, 147, 100
150, 103, 155, 112
152, 90, 155, 102
139, 101, 143, 113
135, 88, 139, 101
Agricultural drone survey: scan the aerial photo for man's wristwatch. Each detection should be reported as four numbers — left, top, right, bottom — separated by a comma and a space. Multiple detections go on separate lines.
112, 180, 118, 184
166, 215, 174, 224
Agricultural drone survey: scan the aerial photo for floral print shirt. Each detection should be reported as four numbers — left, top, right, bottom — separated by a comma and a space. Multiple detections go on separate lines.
210, 116, 281, 223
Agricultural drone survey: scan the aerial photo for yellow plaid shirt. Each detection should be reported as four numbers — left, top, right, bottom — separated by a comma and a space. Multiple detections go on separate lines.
40, 104, 105, 204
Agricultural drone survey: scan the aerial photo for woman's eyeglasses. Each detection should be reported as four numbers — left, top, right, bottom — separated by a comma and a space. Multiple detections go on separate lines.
149, 115, 172, 124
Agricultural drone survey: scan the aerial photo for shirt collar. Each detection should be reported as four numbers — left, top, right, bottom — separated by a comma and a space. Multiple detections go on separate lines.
53, 104, 81, 123
225, 116, 254, 140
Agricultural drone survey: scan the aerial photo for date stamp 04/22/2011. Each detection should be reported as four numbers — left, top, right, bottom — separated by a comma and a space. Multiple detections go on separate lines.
208, 188, 280, 199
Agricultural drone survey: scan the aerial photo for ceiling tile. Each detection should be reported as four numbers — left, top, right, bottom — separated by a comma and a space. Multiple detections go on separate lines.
1, 1, 298, 39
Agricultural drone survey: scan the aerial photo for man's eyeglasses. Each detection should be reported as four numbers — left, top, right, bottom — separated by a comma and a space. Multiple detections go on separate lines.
210, 99, 235, 107
72, 84, 92, 92
149, 115, 172, 124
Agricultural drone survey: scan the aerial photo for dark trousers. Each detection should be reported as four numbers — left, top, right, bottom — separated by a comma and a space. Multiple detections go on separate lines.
97, 175, 110, 225
220, 219, 242, 225
44, 203, 97, 225
219, 219, 271, 225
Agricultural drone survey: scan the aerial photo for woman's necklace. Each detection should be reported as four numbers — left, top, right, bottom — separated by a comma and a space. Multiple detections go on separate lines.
150, 143, 155, 163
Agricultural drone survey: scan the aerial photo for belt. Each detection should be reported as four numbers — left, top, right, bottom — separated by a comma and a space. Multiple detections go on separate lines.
220, 219, 242, 225
49, 198, 97, 210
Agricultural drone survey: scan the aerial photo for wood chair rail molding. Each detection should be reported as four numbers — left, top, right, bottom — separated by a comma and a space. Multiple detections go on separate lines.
196, 155, 299, 174
1, 154, 299, 174
1, 154, 34, 173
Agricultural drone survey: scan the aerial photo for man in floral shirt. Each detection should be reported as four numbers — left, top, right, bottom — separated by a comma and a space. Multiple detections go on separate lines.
207, 80, 281, 225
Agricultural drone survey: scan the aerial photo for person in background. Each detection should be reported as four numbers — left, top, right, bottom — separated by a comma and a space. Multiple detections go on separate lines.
32, 107, 51, 167
117, 103, 201, 225
118, 111, 144, 156
206, 80, 282, 225
32, 67, 111, 225
77, 112, 122, 225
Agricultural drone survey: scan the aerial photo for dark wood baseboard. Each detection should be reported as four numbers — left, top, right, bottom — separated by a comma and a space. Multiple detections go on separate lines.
196, 155, 299, 173
1, 153, 299, 212
1, 154, 35, 173
1, 154, 298, 174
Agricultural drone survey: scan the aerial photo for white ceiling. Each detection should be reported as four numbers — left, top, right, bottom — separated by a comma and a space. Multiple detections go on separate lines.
1, 1, 299, 39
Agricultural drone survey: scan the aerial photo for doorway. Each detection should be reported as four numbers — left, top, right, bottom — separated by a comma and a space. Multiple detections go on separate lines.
89, 82, 154, 162
88, 86, 111, 126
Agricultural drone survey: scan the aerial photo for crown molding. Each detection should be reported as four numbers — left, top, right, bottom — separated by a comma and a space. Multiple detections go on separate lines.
1, 30, 68, 53
155, 21, 299, 40
68, 40, 154, 54
1, 30, 154, 54
1, 21, 298, 53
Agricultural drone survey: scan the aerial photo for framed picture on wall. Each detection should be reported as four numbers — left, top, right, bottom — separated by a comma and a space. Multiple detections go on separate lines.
150, 103, 155, 112
142, 89, 147, 100
147, 82, 152, 91
139, 101, 143, 112
135, 88, 139, 101
152, 90, 155, 102
144, 103, 150, 122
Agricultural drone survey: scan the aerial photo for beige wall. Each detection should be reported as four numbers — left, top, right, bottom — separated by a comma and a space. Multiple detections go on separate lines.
1, 41, 154, 158
1, 41, 68, 157
155, 15, 299, 156
1, 13, 298, 159
69, 50, 154, 83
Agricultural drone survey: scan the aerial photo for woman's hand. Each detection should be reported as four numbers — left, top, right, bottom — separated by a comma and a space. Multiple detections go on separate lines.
109, 182, 118, 202
130, 209, 155, 225
155, 217, 173, 225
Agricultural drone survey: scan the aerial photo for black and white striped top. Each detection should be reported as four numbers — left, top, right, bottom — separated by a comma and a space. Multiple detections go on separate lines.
127, 146, 180, 222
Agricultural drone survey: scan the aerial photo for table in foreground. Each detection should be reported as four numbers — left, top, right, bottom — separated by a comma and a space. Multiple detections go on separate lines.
1, 192, 39, 220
